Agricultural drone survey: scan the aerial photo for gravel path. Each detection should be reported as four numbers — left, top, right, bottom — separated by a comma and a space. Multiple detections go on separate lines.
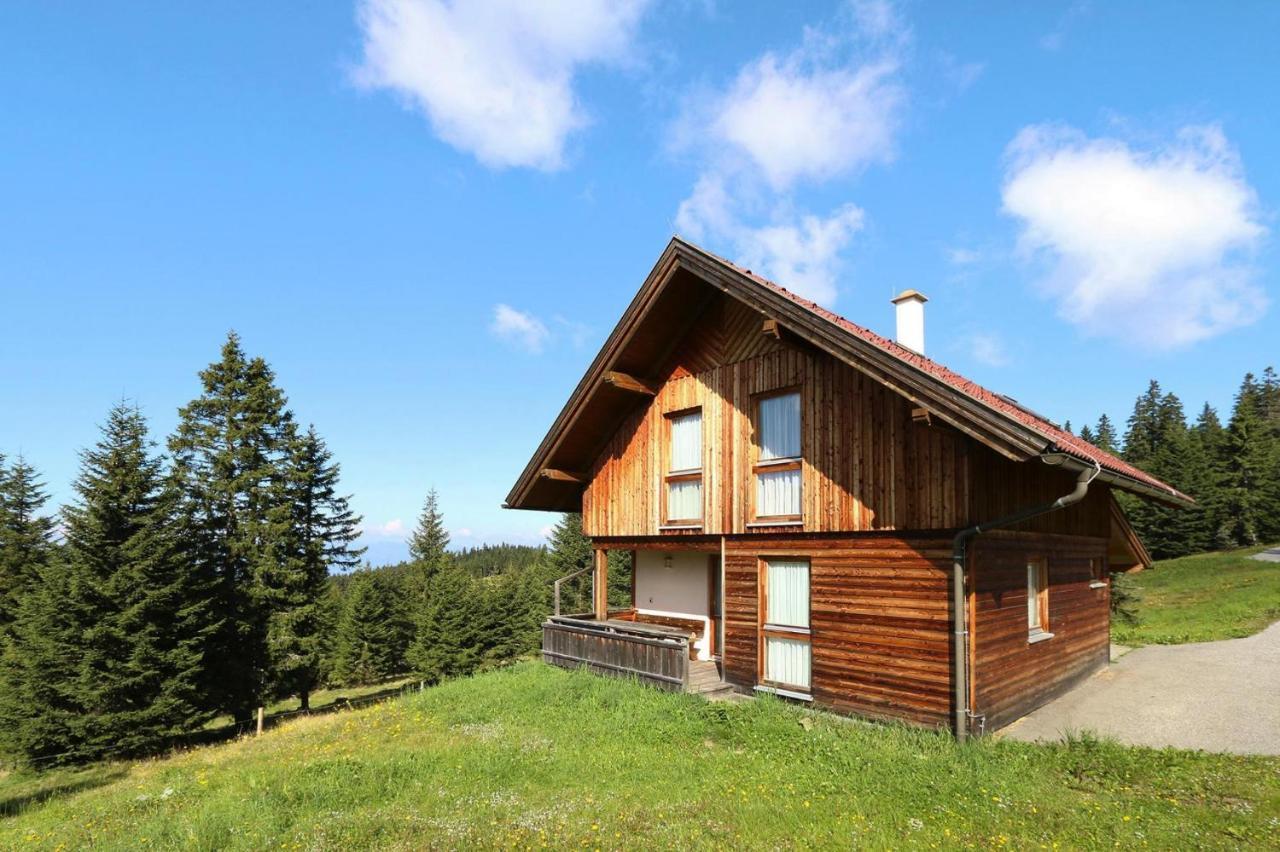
1000, 620, 1280, 755
1251, 547, 1280, 563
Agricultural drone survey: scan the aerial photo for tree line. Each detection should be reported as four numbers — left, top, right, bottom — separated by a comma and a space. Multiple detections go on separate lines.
0, 333, 619, 768
1069, 366, 1280, 560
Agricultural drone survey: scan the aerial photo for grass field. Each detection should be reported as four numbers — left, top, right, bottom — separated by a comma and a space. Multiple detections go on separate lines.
2, 662, 1277, 850
1113, 545, 1280, 646
204, 677, 416, 731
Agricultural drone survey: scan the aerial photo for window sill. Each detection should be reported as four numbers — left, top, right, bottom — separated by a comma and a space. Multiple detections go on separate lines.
659, 524, 702, 531
746, 520, 803, 528
1089, 581, 1108, 589
755, 457, 802, 469
1027, 630, 1055, 645
754, 684, 813, 702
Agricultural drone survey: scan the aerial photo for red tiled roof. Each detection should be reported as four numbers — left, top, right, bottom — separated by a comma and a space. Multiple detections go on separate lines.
703, 249, 1190, 505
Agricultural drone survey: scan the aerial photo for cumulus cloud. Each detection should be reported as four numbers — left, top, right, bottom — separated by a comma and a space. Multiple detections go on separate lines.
490, 304, 551, 353
677, 175, 865, 305
353, 0, 651, 170
364, 518, 406, 538
672, 1, 905, 306
1002, 123, 1267, 348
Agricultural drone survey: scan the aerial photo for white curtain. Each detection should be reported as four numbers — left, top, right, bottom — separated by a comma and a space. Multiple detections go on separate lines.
766, 559, 809, 628
757, 468, 801, 517
764, 636, 811, 690
1027, 563, 1041, 629
759, 393, 800, 460
668, 479, 702, 521
670, 411, 702, 472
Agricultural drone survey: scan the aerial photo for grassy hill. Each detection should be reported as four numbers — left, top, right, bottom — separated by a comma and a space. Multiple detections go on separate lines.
3, 663, 1277, 850
1113, 545, 1280, 645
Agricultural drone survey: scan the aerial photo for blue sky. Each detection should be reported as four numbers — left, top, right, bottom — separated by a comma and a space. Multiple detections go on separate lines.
1, 1, 1276, 564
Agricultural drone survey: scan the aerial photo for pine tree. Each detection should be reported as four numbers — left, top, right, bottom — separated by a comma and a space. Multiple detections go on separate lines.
1122, 387, 1195, 558
1078, 424, 1096, 445
1183, 404, 1226, 553
332, 569, 407, 686
408, 488, 450, 582
546, 513, 593, 614
0, 457, 57, 636
168, 332, 296, 723
1094, 414, 1119, 454
264, 426, 366, 710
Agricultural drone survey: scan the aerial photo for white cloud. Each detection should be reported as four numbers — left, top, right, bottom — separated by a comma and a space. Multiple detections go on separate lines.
363, 518, 406, 539
677, 175, 865, 305
1002, 123, 1267, 348
538, 524, 555, 540
947, 247, 981, 266
353, 0, 651, 170
672, 1, 905, 306
966, 333, 1009, 367
711, 55, 901, 191
491, 304, 551, 353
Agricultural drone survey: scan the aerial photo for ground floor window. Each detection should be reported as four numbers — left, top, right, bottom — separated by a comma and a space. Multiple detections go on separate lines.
1027, 558, 1049, 638
760, 558, 811, 691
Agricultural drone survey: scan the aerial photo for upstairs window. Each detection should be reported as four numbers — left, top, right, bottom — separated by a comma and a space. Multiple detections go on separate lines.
754, 391, 801, 521
665, 409, 702, 524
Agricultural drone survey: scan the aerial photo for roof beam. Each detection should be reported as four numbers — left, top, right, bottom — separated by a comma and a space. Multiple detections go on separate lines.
602, 371, 659, 396
540, 468, 588, 484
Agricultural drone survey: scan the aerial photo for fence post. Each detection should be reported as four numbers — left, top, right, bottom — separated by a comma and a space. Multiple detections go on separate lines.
256, 706, 264, 737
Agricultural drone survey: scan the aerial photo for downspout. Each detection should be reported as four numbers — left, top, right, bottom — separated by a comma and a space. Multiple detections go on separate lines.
952, 453, 1101, 741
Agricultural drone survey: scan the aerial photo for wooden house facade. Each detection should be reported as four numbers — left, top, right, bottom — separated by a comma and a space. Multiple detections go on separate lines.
506, 238, 1189, 736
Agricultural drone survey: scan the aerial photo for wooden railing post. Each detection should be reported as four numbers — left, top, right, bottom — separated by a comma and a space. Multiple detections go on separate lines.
593, 548, 608, 621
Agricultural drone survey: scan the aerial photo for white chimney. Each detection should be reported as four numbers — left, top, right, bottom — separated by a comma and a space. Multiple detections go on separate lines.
891, 290, 928, 354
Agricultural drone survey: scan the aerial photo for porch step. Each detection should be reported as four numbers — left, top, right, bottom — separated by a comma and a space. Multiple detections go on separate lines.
687, 660, 735, 696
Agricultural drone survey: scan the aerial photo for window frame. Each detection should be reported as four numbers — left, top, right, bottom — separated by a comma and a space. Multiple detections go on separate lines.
751, 388, 803, 524
662, 407, 704, 526
1027, 557, 1051, 642
757, 556, 812, 694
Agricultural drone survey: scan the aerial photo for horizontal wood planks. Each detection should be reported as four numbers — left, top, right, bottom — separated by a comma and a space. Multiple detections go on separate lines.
969, 531, 1110, 730
722, 534, 954, 728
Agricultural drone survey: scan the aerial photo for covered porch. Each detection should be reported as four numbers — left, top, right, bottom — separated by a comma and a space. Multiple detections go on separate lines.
541, 545, 730, 695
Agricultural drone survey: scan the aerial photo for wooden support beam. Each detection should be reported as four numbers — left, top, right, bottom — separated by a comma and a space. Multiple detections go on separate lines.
593, 548, 609, 621
540, 468, 587, 483
602, 370, 659, 395
761, 318, 783, 339
911, 406, 933, 425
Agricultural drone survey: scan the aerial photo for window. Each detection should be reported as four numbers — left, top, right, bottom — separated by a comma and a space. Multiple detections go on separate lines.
754, 391, 801, 521
664, 410, 702, 524
760, 558, 811, 691
1027, 558, 1050, 639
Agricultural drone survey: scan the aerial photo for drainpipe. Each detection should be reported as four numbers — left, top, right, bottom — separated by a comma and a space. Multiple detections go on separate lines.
951, 453, 1101, 741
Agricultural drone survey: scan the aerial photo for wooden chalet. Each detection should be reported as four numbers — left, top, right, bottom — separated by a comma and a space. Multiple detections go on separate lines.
506, 237, 1190, 737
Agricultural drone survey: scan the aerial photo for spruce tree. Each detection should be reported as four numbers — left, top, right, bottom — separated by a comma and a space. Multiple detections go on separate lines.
408, 565, 479, 684
408, 488, 450, 583
1094, 414, 1119, 454
168, 332, 295, 723
332, 569, 407, 686
1217, 375, 1268, 547
1078, 424, 1096, 445
0, 457, 56, 636
546, 513, 592, 614
264, 426, 365, 710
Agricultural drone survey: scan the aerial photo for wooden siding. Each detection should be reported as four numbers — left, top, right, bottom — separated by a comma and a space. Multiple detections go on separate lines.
582, 294, 970, 538
722, 534, 954, 728
969, 531, 1110, 730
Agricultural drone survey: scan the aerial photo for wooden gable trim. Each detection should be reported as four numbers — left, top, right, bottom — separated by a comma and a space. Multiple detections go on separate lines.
1109, 496, 1153, 571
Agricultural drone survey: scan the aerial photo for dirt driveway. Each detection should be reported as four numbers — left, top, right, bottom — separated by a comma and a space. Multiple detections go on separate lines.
1000, 620, 1280, 755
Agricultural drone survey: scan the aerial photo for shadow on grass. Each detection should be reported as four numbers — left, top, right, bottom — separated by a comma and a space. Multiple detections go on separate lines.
0, 766, 129, 818
0, 680, 417, 819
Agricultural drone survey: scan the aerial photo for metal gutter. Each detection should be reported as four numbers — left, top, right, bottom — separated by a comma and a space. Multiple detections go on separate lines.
951, 453, 1102, 741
